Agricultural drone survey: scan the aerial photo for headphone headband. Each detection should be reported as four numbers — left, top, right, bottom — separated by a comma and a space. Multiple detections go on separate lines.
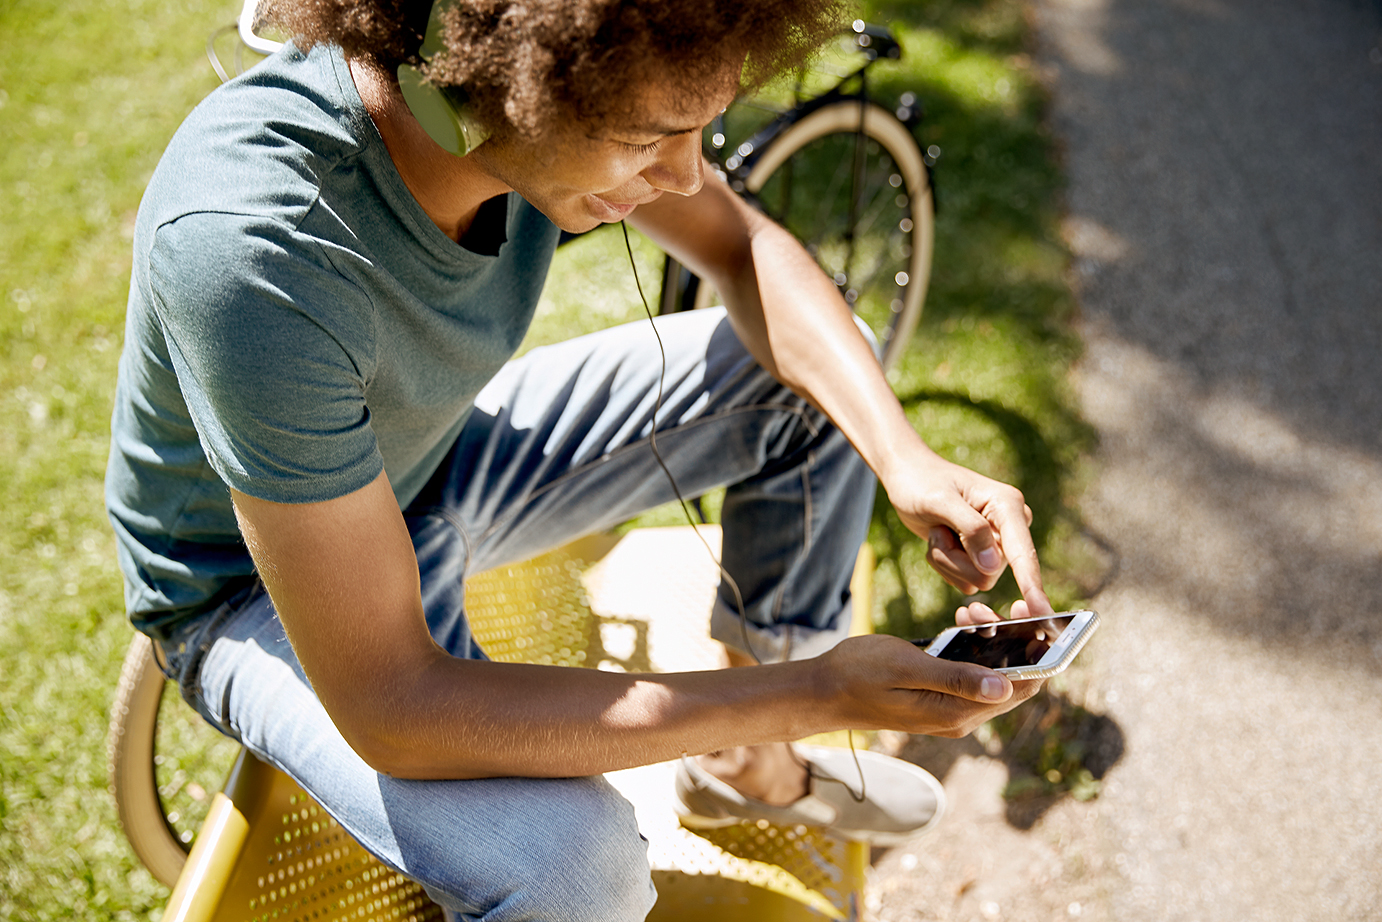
396, 0, 491, 156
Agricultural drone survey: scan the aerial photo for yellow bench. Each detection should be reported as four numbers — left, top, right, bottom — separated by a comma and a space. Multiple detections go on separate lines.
110, 527, 873, 921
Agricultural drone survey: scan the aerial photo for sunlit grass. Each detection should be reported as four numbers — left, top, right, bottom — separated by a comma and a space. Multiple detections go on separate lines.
1, 0, 238, 917
518, 228, 665, 350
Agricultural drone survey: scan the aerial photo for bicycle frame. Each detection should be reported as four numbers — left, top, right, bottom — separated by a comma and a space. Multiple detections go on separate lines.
663, 21, 934, 337
707, 23, 921, 196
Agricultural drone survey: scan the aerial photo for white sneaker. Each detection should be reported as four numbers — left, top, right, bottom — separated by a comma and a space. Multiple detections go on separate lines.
674, 744, 945, 846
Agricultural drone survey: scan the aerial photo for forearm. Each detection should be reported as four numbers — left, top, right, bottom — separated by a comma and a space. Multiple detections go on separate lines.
356, 653, 833, 780
716, 219, 1052, 608
232, 478, 832, 780
714, 214, 937, 485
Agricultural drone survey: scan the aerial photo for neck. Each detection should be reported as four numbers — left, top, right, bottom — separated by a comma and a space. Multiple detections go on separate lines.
348, 58, 511, 243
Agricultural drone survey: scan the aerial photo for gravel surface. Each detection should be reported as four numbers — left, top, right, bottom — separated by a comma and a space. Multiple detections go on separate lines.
870, 1, 1382, 919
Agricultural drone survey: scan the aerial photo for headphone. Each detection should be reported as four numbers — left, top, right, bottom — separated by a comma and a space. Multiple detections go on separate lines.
395, 0, 491, 156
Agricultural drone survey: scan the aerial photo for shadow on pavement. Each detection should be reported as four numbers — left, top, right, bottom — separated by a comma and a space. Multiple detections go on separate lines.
1044, 0, 1382, 669
1049, 0, 1382, 455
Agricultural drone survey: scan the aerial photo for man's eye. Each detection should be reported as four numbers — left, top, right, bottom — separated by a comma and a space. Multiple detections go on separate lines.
621, 139, 662, 155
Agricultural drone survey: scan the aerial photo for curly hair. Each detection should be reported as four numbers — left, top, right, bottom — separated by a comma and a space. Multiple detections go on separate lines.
265, 0, 846, 137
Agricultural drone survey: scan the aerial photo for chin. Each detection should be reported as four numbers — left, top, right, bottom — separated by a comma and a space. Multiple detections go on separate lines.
524, 198, 605, 235
559, 214, 608, 234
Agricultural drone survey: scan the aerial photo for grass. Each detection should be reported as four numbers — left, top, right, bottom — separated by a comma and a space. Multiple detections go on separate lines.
0, 0, 1100, 918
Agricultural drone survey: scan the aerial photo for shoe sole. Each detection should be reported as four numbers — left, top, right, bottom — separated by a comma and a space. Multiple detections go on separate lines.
674, 745, 947, 847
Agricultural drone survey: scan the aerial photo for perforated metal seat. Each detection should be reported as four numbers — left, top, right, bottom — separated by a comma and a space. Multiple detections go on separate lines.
161, 749, 445, 922
123, 527, 872, 922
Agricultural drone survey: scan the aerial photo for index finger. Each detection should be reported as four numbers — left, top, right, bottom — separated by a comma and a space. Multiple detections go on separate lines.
989, 503, 1054, 618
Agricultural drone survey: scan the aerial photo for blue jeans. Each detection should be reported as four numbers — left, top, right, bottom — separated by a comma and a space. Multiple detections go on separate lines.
166, 308, 877, 921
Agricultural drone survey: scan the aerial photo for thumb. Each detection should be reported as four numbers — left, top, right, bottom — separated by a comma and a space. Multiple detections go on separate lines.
911, 653, 1012, 703
971, 668, 1012, 703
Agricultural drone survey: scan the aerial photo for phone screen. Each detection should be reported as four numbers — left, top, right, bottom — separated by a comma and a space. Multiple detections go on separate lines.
932, 615, 1078, 669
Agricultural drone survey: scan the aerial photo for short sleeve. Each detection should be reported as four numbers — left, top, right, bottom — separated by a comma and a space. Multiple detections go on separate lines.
148, 211, 385, 504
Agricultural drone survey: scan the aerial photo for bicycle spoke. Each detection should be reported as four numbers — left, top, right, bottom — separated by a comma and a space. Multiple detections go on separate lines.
757, 130, 915, 353
681, 92, 933, 370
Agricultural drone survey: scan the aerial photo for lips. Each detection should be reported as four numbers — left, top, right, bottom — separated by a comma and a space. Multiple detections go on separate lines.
589, 189, 664, 221
592, 197, 638, 220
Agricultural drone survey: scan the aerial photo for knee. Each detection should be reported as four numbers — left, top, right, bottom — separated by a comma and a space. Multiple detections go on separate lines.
532, 780, 654, 922
420, 775, 655, 922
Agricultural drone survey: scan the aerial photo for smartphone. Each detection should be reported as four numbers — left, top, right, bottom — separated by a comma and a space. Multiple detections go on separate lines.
916, 610, 1100, 680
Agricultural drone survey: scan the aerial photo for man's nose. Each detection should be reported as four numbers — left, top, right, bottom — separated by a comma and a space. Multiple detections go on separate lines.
644, 131, 704, 197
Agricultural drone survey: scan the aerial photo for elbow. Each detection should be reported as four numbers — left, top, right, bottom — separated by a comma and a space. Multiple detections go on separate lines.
309, 647, 488, 779
347, 731, 423, 779
335, 712, 491, 781
332, 712, 422, 778
315, 680, 424, 777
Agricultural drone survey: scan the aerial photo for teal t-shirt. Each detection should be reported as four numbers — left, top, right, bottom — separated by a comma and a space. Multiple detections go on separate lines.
105, 43, 560, 638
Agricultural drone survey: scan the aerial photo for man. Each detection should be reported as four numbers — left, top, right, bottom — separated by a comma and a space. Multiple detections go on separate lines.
107, 0, 1050, 917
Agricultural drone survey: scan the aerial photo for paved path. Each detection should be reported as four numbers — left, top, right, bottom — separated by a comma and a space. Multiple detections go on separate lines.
872, 2, 1382, 919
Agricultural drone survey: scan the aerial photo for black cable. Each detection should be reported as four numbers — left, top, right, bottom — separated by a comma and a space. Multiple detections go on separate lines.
619, 221, 868, 806
618, 221, 754, 662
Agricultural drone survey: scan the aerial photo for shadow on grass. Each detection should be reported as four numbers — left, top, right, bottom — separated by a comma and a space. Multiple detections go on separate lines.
895, 686, 1126, 831
867, 388, 1123, 829
870, 387, 1113, 639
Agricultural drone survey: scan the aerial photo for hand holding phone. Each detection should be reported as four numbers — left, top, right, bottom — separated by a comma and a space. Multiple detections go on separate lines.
914, 610, 1100, 680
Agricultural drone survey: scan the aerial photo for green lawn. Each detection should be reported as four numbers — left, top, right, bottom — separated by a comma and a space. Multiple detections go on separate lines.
0, 0, 1099, 918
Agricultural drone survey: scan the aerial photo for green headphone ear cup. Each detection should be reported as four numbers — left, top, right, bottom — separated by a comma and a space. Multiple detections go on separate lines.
397, 0, 491, 157
397, 62, 471, 156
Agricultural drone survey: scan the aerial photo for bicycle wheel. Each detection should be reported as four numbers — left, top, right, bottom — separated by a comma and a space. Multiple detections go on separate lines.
108, 633, 187, 888
109, 632, 242, 889
749, 101, 932, 371
665, 101, 933, 373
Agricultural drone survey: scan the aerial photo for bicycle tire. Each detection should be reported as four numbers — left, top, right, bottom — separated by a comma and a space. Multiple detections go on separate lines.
665, 100, 933, 373
108, 632, 189, 889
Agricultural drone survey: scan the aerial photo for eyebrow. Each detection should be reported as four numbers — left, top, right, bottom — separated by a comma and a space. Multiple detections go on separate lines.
626, 122, 702, 138
586, 115, 708, 144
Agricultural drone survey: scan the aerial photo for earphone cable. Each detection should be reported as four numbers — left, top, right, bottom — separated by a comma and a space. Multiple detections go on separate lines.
618, 221, 756, 664
619, 220, 866, 805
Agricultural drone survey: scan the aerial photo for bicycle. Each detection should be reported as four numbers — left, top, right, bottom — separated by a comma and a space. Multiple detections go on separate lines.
659, 21, 937, 372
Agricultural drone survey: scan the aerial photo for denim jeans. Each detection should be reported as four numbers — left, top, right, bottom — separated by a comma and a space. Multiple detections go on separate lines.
166, 308, 877, 921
